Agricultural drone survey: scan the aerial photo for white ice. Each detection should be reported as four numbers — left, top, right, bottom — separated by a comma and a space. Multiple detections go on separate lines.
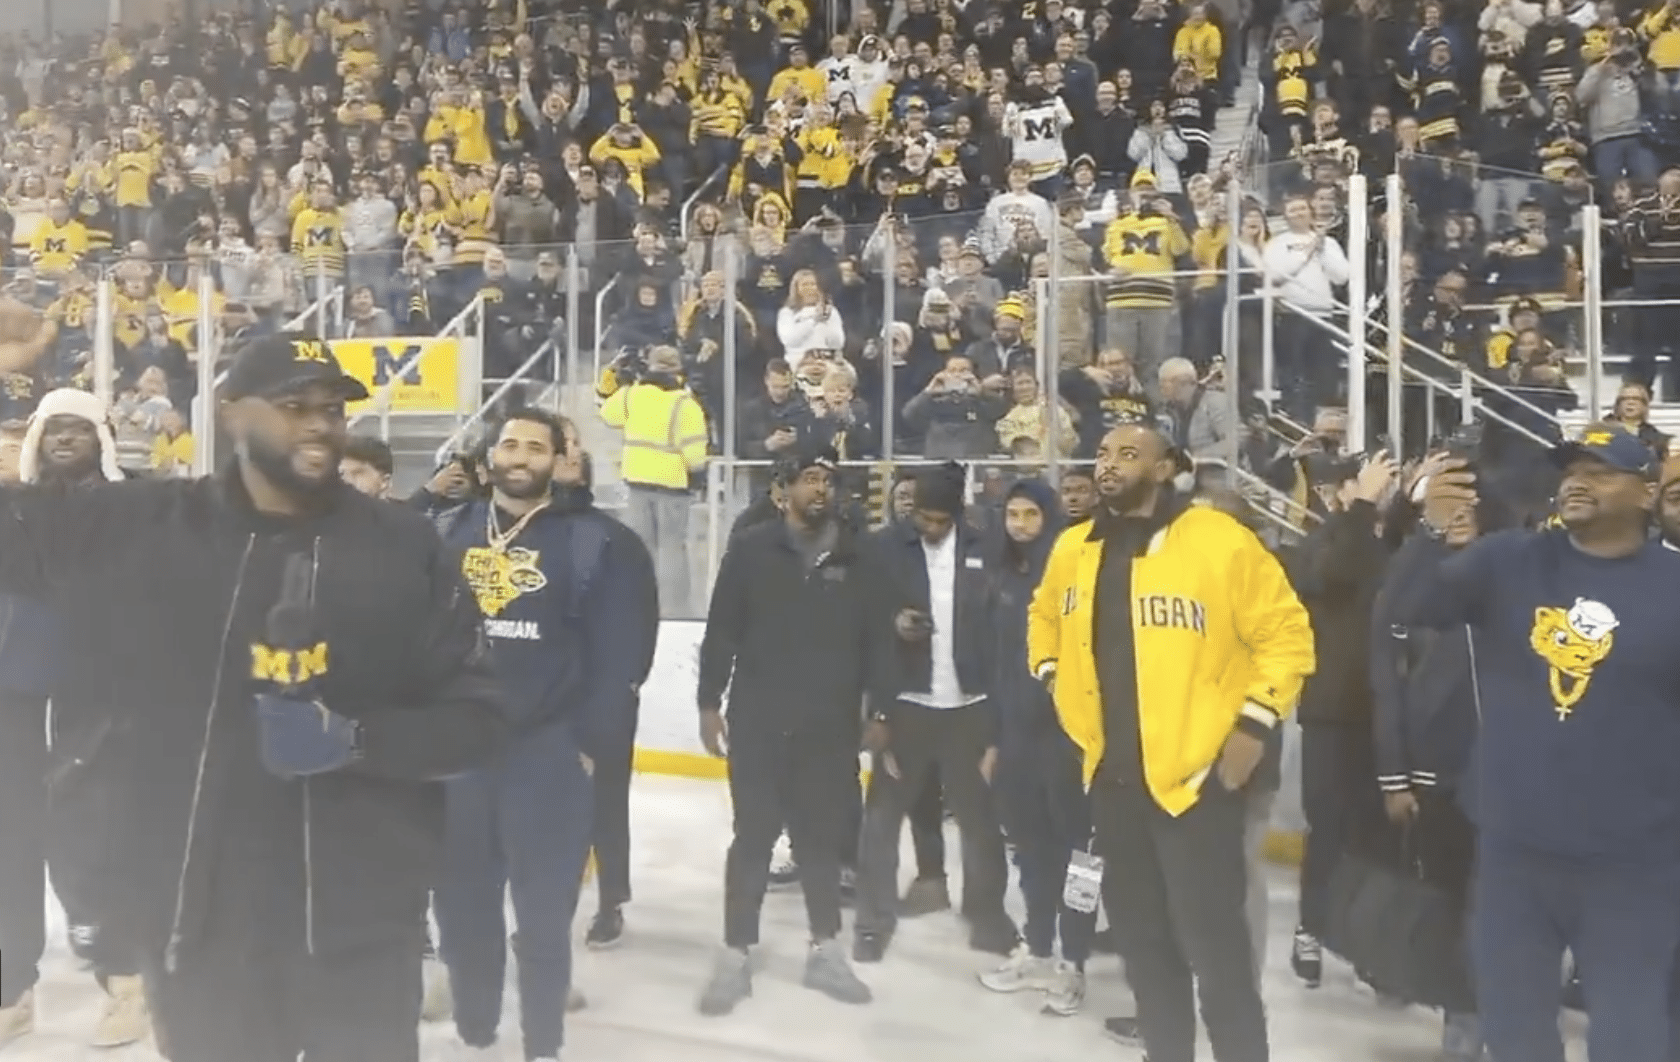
13, 774, 1588, 1062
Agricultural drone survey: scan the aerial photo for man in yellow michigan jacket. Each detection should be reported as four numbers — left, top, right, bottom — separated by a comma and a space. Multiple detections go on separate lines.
1027, 414, 1313, 1062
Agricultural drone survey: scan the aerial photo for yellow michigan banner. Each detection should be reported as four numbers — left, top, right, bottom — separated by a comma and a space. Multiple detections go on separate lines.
332, 337, 462, 414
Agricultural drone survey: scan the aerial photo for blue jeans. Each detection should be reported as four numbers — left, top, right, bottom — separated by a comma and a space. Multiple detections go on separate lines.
1593, 136, 1659, 197
436, 722, 594, 1060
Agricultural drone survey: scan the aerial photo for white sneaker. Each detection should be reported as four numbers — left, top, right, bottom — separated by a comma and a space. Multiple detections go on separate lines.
978, 945, 1056, 993
420, 956, 452, 1022
0, 991, 34, 1049
1041, 962, 1086, 1016
91, 975, 150, 1049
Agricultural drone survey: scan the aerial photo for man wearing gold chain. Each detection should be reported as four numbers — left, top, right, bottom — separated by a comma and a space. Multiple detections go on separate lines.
432, 410, 658, 1062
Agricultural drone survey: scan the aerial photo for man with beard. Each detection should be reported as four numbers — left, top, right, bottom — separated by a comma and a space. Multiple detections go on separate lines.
1028, 413, 1314, 1062
695, 447, 882, 1016
435, 410, 656, 1062
1401, 427, 1680, 1062
0, 335, 509, 1062
0, 393, 152, 1051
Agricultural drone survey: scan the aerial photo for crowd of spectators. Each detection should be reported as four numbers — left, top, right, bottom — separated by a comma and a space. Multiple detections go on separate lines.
6, 0, 1680, 496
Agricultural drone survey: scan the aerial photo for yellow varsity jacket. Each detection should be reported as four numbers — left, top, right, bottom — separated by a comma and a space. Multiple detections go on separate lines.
1026, 504, 1314, 815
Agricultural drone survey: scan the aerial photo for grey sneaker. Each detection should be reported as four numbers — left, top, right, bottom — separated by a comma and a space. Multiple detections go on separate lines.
697, 948, 753, 1016
803, 939, 873, 1004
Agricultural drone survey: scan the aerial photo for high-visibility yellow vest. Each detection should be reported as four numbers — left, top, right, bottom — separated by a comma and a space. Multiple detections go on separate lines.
600, 382, 709, 491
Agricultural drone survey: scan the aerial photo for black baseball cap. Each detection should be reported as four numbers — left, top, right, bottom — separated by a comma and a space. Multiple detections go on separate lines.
220, 333, 371, 402
773, 444, 839, 486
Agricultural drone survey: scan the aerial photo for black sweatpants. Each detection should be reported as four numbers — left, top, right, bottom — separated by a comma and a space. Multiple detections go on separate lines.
0, 693, 48, 1008
855, 702, 1009, 937
590, 701, 639, 911
908, 768, 947, 880
1298, 720, 1388, 938
1093, 777, 1267, 1062
144, 933, 423, 1062
1413, 791, 1477, 1015
724, 727, 856, 948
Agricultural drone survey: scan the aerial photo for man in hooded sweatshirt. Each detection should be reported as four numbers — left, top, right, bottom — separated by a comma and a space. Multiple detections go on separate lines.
436, 409, 656, 1062
974, 480, 1094, 1017
0, 388, 151, 1052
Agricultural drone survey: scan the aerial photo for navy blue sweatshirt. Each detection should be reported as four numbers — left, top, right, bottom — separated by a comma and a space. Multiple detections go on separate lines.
447, 492, 658, 759
1390, 528, 1680, 860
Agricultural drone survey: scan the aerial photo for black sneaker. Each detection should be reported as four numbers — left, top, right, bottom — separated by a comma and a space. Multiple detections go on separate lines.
586, 907, 625, 950
1104, 1016, 1143, 1046
1291, 927, 1323, 989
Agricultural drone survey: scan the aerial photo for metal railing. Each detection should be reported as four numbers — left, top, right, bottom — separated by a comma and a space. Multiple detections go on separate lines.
679, 166, 729, 243
432, 338, 556, 467
1282, 297, 1555, 449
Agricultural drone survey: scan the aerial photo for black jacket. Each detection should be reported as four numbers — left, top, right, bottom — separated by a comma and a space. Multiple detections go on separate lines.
1290, 500, 1390, 726
697, 517, 886, 739
0, 467, 507, 963
1370, 533, 1481, 796
871, 518, 995, 713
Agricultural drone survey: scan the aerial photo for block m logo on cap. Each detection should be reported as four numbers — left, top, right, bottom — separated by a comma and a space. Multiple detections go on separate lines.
292, 340, 329, 364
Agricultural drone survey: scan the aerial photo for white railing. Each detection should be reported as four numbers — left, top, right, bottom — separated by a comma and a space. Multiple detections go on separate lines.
432, 338, 557, 467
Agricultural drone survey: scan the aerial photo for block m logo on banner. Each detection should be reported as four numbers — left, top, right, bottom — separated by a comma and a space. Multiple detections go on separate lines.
372, 343, 426, 387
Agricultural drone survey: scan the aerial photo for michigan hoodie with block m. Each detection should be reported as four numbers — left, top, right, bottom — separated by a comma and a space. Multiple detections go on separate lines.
1390, 529, 1680, 859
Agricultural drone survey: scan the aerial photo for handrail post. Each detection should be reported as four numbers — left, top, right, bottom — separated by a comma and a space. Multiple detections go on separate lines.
593, 277, 619, 380
93, 272, 115, 410
565, 244, 581, 418
193, 270, 218, 476
1259, 261, 1277, 410
1045, 218, 1063, 489
721, 250, 741, 525
1221, 177, 1243, 473
1582, 203, 1605, 415
1346, 173, 1368, 450
1385, 172, 1405, 456
880, 224, 897, 460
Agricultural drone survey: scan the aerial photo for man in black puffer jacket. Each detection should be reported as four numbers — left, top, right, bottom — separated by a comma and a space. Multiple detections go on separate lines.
0, 334, 508, 1062
1286, 453, 1400, 989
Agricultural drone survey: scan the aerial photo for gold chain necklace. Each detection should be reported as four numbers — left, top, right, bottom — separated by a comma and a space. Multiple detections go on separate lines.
485, 496, 548, 553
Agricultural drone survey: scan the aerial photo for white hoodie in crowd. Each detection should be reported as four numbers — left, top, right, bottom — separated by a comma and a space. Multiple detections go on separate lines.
1261, 229, 1351, 314
19, 387, 126, 484
978, 191, 1055, 263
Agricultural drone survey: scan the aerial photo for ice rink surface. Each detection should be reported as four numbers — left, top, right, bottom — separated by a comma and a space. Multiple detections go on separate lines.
14, 775, 1588, 1062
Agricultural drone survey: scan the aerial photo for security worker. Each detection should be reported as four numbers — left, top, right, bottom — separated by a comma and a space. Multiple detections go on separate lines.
1028, 411, 1314, 1062
599, 344, 709, 617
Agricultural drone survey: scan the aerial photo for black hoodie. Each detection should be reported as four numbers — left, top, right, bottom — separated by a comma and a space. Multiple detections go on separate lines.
986, 478, 1066, 746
